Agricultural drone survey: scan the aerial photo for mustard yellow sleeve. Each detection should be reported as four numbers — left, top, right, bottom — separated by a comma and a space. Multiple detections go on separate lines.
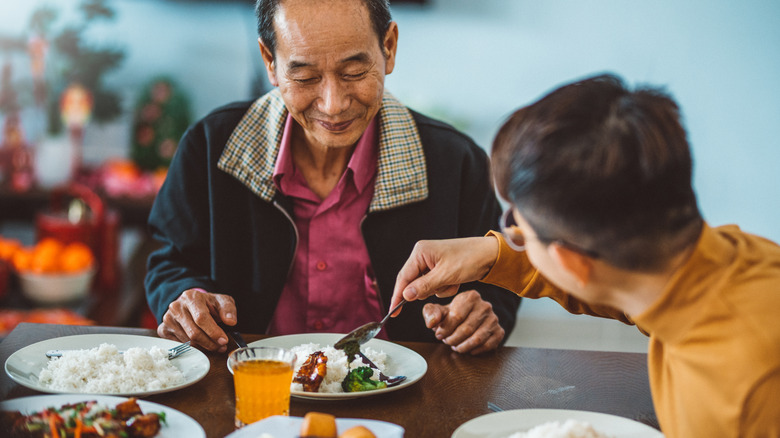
481, 231, 635, 325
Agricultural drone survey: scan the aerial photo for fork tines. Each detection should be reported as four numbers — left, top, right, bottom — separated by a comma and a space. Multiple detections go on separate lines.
168, 341, 192, 360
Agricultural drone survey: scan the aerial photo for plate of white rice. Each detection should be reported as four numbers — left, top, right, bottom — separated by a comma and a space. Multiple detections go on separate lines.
4, 334, 210, 396
451, 409, 664, 438
245, 333, 427, 400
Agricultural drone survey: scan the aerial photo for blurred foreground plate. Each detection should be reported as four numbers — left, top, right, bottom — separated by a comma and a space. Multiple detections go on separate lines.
5, 333, 209, 396
247, 333, 427, 400
452, 409, 664, 438
0, 394, 206, 438
226, 415, 404, 438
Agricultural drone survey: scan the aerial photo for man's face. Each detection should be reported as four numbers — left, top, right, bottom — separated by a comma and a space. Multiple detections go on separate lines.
259, 0, 398, 152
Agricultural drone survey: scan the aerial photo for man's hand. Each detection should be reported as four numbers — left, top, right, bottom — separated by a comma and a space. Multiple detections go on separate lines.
390, 236, 499, 312
423, 290, 504, 355
157, 288, 237, 352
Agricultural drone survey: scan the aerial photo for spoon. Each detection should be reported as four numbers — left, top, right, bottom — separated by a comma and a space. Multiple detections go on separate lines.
334, 299, 406, 350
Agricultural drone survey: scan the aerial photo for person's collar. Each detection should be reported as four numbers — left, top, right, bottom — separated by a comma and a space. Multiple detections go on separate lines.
632, 222, 730, 343
218, 88, 428, 210
272, 113, 379, 196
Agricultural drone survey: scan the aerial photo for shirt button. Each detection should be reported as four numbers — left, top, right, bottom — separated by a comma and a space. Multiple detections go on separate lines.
313, 320, 324, 330
316, 261, 327, 271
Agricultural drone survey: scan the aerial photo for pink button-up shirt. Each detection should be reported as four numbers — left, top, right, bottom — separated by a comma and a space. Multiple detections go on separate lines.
267, 114, 387, 337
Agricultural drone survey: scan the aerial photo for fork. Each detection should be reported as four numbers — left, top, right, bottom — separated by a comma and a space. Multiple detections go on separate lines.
167, 341, 192, 359
45, 341, 192, 360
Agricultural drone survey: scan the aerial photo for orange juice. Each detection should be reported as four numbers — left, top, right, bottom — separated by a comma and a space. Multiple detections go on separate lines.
233, 358, 294, 426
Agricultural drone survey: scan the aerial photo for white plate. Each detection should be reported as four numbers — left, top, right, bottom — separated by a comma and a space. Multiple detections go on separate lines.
225, 415, 404, 438
452, 409, 664, 438
0, 394, 205, 438
244, 333, 427, 400
4, 334, 210, 396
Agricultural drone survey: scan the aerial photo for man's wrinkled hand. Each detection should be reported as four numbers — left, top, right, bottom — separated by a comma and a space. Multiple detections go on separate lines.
157, 288, 237, 352
422, 290, 504, 355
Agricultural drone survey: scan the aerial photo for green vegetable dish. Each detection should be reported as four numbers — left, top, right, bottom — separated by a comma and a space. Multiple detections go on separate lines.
0, 397, 166, 438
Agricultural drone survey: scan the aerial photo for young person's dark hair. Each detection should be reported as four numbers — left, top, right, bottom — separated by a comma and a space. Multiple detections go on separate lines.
492, 73, 703, 271
255, 0, 393, 59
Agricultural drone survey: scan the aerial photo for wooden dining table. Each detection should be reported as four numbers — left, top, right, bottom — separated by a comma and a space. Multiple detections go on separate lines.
0, 323, 660, 437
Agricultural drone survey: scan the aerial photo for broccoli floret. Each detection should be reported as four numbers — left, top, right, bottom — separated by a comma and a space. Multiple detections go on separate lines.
341, 366, 388, 392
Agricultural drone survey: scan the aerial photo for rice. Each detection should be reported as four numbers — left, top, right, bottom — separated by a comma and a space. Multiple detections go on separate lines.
289, 342, 388, 393
507, 420, 613, 438
39, 343, 185, 393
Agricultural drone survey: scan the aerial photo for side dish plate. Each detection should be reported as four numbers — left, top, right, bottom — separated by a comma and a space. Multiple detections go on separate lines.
452, 409, 664, 438
1, 394, 206, 438
225, 415, 404, 438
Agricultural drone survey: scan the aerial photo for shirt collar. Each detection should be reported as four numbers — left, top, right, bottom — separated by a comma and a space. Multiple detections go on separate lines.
218, 88, 428, 211
272, 113, 379, 196
632, 222, 731, 343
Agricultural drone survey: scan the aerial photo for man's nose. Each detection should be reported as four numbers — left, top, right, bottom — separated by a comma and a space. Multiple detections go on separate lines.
317, 78, 350, 115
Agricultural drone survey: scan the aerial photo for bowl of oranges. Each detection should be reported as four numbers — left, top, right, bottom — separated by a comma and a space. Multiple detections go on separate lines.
0, 237, 96, 305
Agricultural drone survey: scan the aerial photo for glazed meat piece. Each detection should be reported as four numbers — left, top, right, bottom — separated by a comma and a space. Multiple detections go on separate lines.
115, 398, 144, 420
127, 413, 163, 438
293, 351, 328, 392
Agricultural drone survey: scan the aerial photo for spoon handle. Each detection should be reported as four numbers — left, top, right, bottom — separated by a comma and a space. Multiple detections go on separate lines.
380, 299, 407, 325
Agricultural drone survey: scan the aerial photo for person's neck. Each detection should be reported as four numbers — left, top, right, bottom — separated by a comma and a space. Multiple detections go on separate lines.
596, 243, 697, 317
292, 133, 355, 200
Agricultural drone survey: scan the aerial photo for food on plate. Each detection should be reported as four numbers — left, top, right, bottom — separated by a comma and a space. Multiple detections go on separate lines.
0, 397, 166, 438
339, 425, 377, 438
341, 367, 387, 392
39, 343, 185, 393
290, 343, 388, 394
300, 412, 337, 437
299, 413, 377, 438
507, 419, 613, 438
293, 351, 328, 392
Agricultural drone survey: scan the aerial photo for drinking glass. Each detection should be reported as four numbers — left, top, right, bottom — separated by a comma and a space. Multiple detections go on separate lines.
228, 346, 296, 428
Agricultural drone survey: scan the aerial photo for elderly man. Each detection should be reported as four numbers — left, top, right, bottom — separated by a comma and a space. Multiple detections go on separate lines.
145, 0, 520, 354
391, 74, 780, 436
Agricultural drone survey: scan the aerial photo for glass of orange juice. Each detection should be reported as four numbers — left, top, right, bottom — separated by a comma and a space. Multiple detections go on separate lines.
228, 346, 297, 428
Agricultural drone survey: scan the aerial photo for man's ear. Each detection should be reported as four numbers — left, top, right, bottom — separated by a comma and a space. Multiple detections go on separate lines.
258, 38, 278, 86
382, 22, 399, 75
549, 244, 592, 288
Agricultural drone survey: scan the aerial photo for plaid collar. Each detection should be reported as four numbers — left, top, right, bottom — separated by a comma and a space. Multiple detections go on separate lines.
217, 88, 428, 212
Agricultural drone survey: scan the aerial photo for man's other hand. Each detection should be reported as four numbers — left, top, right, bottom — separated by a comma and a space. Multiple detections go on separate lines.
422, 290, 504, 355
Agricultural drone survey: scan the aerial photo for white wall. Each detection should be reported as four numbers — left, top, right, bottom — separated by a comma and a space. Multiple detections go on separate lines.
388, 0, 780, 244
2, 0, 778, 243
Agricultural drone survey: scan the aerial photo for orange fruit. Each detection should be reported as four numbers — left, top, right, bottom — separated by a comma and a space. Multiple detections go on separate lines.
0, 238, 22, 261
11, 248, 33, 272
29, 238, 65, 273
60, 242, 95, 272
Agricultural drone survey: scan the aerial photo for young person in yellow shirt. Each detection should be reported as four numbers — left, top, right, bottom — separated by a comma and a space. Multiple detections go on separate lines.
390, 74, 780, 437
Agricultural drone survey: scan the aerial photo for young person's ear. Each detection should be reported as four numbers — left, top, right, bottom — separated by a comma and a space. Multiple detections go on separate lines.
549, 244, 593, 289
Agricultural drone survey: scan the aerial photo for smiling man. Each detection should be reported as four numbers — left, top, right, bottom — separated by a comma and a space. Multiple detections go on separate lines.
145, 0, 520, 354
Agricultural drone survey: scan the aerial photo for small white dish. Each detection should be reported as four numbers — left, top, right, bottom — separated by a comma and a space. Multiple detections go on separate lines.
452, 408, 664, 438
0, 394, 206, 438
244, 333, 427, 400
225, 415, 404, 438
5, 333, 210, 396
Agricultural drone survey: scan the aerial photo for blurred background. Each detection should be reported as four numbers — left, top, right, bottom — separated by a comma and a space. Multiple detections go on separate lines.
0, 0, 777, 350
